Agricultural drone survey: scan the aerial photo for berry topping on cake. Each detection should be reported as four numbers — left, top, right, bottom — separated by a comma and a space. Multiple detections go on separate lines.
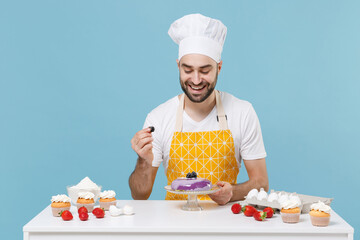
186, 171, 197, 179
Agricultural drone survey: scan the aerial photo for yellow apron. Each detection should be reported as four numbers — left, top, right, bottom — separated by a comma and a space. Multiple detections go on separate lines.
166, 90, 239, 200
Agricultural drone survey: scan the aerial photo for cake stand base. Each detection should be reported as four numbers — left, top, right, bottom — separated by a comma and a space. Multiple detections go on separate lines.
164, 185, 220, 211
182, 194, 202, 211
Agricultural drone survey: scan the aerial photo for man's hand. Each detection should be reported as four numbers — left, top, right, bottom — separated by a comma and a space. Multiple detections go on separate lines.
208, 181, 233, 205
131, 127, 154, 163
129, 127, 158, 200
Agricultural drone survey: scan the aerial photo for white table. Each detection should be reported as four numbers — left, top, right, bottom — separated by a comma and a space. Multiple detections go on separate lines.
23, 200, 354, 240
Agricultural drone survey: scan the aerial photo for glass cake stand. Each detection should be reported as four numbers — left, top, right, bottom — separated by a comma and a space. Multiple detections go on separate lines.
164, 185, 220, 211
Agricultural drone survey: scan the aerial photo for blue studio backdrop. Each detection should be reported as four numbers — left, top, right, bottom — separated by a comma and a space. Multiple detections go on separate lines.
1, 0, 359, 239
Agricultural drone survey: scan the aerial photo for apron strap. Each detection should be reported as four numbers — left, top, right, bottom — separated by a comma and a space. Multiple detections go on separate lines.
215, 90, 228, 130
174, 93, 185, 132
174, 90, 228, 132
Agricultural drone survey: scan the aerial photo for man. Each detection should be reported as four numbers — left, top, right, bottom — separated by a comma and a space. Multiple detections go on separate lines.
129, 14, 268, 205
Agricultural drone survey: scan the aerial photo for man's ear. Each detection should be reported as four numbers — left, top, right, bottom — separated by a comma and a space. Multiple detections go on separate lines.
218, 60, 223, 73
176, 59, 180, 69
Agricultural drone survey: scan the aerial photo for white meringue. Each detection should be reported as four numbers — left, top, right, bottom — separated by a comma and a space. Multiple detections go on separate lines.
246, 188, 258, 199
267, 190, 278, 202
289, 194, 301, 206
310, 201, 331, 214
123, 205, 134, 215
281, 199, 301, 209
109, 205, 122, 217
278, 193, 289, 204
257, 188, 268, 201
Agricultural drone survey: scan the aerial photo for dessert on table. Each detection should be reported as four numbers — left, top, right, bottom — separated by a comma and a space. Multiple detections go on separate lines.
171, 171, 212, 191
280, 198, 301, 223
51, 194, 71, 217
76, 192, 95, 212
67, 176, 101, 203
309, 201, 331, 227
99, 190, 117, 211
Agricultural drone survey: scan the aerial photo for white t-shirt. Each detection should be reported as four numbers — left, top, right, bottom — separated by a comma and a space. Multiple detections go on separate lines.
143, 91, 267, 171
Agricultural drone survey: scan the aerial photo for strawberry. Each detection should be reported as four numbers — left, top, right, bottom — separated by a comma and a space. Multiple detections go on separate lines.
78, 206, 88, 214
242, 205, 257, 217
231, 203, 241, 214
61, 210, 73, 221
79, 212, 89, 221
253, 211, 267, 221
263, 207, 274, 218
92, 207, 105, 218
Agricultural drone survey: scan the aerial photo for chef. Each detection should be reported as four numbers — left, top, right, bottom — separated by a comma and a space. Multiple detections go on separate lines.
129, 13, 268, 205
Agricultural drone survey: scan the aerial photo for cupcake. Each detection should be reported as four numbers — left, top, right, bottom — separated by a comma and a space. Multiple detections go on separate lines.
99, 190, 117, 211
51, 194, 71, 217
76, 192, 95, 212
309, 201, 331, 227
280, 197, 301, 223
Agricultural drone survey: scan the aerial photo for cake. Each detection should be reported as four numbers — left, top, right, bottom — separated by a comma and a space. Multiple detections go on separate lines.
51, 194, 71, 217
171, 171, 212, 191
309, 201, 331, 227
280, 198, 301, 223
76, 192, 95, 212
99, 190, 117, 211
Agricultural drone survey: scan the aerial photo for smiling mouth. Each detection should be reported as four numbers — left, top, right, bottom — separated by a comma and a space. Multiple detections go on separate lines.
189, 85, 206, 91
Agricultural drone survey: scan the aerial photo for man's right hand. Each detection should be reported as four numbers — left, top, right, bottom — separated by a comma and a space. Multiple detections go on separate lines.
131, 127, 154, 163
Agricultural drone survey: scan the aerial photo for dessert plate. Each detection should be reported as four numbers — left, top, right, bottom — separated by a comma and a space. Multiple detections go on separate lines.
164, 185, 220, 211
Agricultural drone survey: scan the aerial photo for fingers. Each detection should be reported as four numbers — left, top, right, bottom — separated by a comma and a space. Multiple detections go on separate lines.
131, 128, 154, 159
137, 143, 153, 157
137, 136, 153, 150
209, 182, 233, 205
216, 181, 225, 187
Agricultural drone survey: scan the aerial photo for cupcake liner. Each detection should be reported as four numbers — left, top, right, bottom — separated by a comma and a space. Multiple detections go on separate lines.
310, 215, 330, 227
76, 203, 95, 212
51, 207, 71, 217
281, 212, 300, 223
99, 201, 117, 211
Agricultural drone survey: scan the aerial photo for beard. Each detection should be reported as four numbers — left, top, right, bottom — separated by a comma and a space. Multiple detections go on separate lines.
180, 70, 218, 103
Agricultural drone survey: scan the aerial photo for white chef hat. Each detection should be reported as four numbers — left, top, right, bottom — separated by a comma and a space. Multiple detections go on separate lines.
168, 13, 227, 63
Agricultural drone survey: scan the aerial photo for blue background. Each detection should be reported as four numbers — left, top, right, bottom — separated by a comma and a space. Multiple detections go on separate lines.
1, 0, 359, 239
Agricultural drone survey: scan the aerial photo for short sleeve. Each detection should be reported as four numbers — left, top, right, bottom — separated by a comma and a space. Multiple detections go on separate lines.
240, 104, 267, 160
143, 113, 163, 167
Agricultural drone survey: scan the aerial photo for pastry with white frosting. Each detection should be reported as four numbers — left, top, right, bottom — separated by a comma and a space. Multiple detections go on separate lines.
50, 194, 71, 217
76, 191, 95, 212
280, 198, 301, 223
99, 190, 117, 211
309, 201, 331, 227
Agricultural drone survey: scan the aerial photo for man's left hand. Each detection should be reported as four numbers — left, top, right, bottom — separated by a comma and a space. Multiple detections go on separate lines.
208, 181, 233, 205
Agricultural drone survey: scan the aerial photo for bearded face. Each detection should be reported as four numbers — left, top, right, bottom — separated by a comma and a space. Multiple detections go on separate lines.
178, 54, 220, 103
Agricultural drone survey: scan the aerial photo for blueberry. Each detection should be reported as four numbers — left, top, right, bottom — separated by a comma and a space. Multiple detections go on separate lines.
186, 171, 197, 178
149, 126, 155, 132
